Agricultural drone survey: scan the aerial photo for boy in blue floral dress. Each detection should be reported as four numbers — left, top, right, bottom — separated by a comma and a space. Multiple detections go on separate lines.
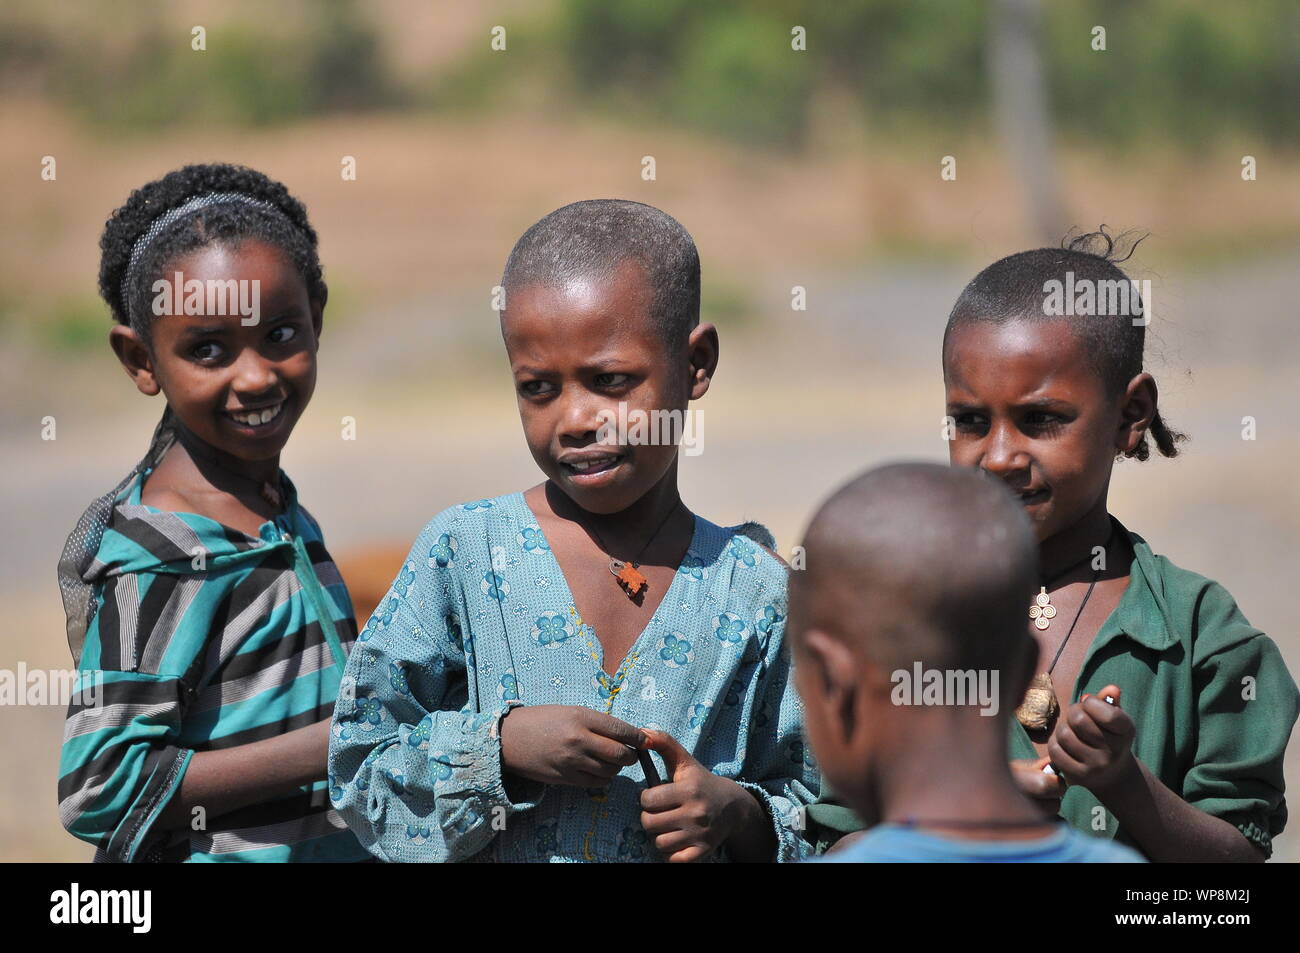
329, 200, 817, 861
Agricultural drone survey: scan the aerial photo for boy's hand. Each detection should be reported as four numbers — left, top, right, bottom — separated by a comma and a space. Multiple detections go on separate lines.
1009, 756, 1065, 815
499, 705, 642, 787
639, 729, 762, 863
1046, 685, 1136, 794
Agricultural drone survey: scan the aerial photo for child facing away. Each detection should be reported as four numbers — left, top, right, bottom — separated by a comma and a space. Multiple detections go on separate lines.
936, 231, 1298, 860
790, 462, 1144, 862
328, 200, 817, 862
57, 164, 368, 862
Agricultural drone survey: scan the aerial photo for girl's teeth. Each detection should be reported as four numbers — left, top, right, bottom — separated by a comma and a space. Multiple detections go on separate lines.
232, 403, 281, 425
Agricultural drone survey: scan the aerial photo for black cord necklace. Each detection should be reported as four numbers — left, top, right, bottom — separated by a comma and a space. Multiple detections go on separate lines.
586, 500, 683, 601
1015, 526, 1115, 731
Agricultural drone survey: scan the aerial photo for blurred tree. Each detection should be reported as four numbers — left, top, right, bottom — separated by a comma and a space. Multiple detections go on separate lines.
989, 0, 1064, 241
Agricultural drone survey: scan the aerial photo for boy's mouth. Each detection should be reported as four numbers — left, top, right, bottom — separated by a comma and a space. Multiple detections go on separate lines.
223, 399, 287, 432
558, 450, 626, 483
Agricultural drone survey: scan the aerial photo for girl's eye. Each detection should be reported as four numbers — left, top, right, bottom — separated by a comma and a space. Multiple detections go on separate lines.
1023, 411, 1065, 430
951, 412, 986, 432
268, 324, 297, 344
594, 373, 632, 388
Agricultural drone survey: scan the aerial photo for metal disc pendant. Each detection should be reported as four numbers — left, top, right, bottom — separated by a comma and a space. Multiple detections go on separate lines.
1028, 586, 1057, 630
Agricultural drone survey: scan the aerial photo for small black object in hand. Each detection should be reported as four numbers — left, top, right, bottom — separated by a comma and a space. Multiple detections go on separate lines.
637, 748, 662, 787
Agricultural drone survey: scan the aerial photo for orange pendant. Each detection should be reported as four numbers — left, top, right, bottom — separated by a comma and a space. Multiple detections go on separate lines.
611, 560, 648, 598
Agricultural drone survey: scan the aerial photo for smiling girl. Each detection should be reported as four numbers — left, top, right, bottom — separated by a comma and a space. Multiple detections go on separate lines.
56, 164, 367, 861
941, 230, 1298, 861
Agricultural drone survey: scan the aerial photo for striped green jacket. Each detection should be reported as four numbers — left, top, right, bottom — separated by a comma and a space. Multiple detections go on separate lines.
58, 469, 369, 862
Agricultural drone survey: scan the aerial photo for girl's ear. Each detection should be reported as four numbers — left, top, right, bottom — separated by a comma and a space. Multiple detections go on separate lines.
686, 322, 719, 400
1116, 372, 1157, 455
109, 324, 161, 397
311, 282, 328, 339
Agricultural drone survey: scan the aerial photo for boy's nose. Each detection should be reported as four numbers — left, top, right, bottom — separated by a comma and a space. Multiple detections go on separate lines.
555, 390, 608, 442
981, 423, 1029, 476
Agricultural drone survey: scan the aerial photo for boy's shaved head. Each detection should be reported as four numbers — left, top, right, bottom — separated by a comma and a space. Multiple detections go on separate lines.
501, 199, 700, 351
790, 463, 1037, 676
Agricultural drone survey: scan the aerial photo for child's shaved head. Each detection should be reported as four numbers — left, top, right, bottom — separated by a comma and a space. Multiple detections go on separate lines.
501, 199, 700, 352
790, 462, 1037, 676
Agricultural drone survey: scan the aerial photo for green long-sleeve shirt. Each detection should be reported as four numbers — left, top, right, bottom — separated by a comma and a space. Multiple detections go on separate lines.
1008, 522, 1297, 858
807, 521, 1299, 860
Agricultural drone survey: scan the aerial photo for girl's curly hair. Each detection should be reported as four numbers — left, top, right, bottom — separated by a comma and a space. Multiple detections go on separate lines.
99, 163, 324, 338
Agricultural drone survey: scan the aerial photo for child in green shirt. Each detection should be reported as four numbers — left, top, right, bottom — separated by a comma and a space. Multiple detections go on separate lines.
790, 463, 1144, 862
934, 229, 1299, 860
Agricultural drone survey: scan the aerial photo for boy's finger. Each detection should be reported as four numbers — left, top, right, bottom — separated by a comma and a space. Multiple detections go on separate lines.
667, 844, 710, 864
585, 735, 640, 767
640, 806, 690, 836
575, 753, 624, 778
640, 780, 686, 813
652, 827, 699, 854
584, 711, 646, 747
641, 728, 696, 777
568, 770, 614, 789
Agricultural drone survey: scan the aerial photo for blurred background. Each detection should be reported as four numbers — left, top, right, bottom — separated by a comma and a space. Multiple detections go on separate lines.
1, 0, 1297, 861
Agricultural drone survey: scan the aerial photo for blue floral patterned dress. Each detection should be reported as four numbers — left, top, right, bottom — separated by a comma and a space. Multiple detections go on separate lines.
328, 492, 817, 862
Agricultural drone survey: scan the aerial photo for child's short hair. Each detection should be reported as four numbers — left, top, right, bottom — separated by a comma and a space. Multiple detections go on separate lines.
791, 462, 1037, 679
944, 227, 1186, 461
99, 163, 323, 338
501, 199, 700, 351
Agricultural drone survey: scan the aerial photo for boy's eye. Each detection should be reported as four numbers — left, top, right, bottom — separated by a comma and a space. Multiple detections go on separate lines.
594, 373, 632, 389
192, 341, 224, 362
268, 324, 297, 344
518, 380, 556, 398
951, 412, 986, 432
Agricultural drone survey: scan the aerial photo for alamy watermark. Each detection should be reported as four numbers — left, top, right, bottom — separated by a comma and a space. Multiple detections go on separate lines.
1042, 271, 1149, 326
0, 664, 103, 707
596, 401, 704, 456
890, 662, 1000, 716
50, 883, 151, 933
152, 273, 261, 325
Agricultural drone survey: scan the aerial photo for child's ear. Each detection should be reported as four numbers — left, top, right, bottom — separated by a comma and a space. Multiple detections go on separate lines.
685, 322, 719, 400
109, 324, 161, 397
1116, 371, 1157, 455
802, 627, 861, 749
